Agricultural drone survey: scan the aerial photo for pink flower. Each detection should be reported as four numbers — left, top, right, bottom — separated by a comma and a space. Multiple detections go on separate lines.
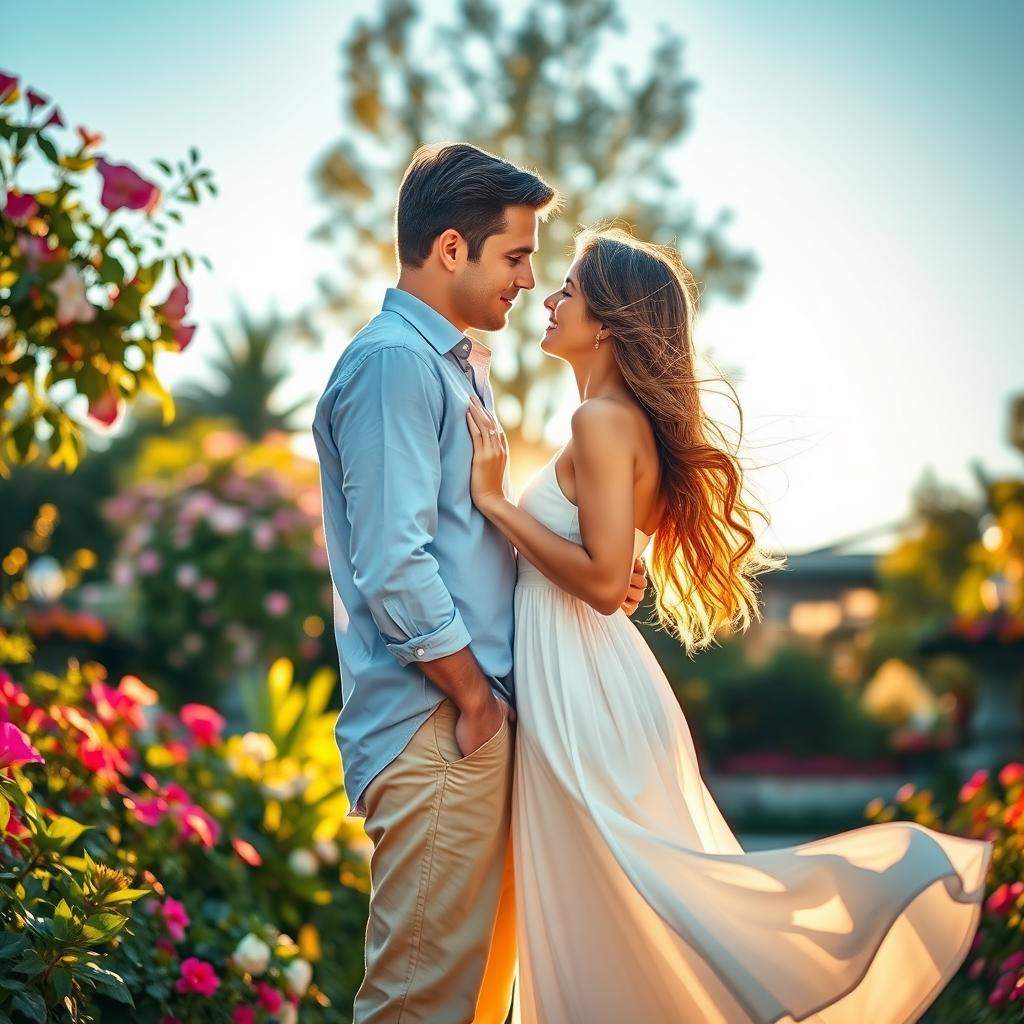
96, 157, 161, 215
968, 957, 986, 979
959, 769, 989, 803
87, 390, 121, 427
179, 805, 221, 848
986, 881, 1024, 916
232, 836, 263, 867
161, 896, 190, 942
26, 88, 48, 110
4, 191, 39, 224
156, 278, 190, 322
180, 703, 225, 747
45, 108, 64, 128
264, 591, 291, 617
127, 796, 167, 826
999, 762, 1024, 787
1002, 951, 1024, 973
175, 957, 219, 997
16, 232, 60, 271
173, 323, 197, 351
254, 981, 283, 1013
0, 722, 44, 770
232, 1008, 256, 1024
137, 550, 163, 574
0, 71, 17, 101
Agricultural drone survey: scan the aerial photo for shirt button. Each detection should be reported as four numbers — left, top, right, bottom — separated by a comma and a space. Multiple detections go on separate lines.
415, 647, 425, 657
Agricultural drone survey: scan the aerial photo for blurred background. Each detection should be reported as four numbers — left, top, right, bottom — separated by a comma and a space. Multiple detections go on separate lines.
2, 2, 1022, 1021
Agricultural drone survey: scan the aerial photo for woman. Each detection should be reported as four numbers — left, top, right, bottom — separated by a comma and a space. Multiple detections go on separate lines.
465, 226, 992, 1024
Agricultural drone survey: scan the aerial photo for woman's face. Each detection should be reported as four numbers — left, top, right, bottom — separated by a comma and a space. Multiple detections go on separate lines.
540, 257, 604, 358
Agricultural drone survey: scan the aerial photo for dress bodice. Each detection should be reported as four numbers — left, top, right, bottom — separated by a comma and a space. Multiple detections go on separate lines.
515, 449, 652, 588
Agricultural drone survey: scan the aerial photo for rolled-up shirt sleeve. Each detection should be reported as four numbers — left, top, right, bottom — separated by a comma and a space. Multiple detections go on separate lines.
331, 344, 472, 667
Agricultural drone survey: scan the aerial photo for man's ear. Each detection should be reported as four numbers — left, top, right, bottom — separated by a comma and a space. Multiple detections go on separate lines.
436, 228, 464, 272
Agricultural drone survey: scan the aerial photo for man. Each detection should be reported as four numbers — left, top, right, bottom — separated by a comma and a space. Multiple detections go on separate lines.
312, 142, 646, 1023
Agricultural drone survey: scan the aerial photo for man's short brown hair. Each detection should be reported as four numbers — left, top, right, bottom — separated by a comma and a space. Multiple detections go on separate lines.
396, 143, 560, 268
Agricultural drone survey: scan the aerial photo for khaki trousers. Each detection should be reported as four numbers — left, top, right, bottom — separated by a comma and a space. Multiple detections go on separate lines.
354, 697, 517, 1024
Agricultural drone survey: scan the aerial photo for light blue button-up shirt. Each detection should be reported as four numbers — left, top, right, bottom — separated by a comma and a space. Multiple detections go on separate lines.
312, 287, 517, 817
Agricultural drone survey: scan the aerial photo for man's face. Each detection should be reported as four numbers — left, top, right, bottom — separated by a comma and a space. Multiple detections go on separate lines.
452, 205, 539, 332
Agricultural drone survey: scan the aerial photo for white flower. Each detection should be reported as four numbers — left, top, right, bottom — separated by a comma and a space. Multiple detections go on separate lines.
207, 790, 233, 814
175, 563, 199, 588
50, 264, 97, 326
312, 838, 339, 866
208, 504, 246, 536
0, 315, 14, 340
287, 848, 319, 877
240, 731, 277, 764
276, 1003, 298, 1024
232, 933, 271, 976
283, 958, 313, 998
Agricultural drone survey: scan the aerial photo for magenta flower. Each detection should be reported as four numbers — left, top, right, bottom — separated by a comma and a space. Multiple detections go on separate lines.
96, 157, 161, 214
254, 981, 283, 1013
178, 804, 221, 848
180, 703, 225, 747
0, 71, 16, 101
45, 107, 64, 128
161, 896, 190, 942
986, 881, 1024, 915
232, 1008, 257, 1024
173, 323, 197, 351
0, 722, 44, 770
127, 796, 167, 827
959, 769, 988, 803
26, 88, 48, 110
87, 389, 121, 427
156, 278, 190, 322
4, 191, 39, 224
175, 957, 220, 997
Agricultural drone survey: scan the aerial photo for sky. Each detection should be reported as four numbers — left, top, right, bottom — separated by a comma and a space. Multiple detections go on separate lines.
4, 0, 1022, 556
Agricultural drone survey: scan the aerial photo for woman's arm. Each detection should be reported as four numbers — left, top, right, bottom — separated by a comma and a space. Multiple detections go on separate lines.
466, 396, 639, 615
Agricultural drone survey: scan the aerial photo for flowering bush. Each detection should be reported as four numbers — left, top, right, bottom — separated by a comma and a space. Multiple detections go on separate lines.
0, 68, 215, 475
865, 763, 1023, 1020
0, 657, 369, 1022
98, 420, 332, 701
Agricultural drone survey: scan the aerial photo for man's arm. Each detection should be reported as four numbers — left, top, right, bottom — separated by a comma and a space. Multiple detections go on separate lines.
331, 344, 508, 748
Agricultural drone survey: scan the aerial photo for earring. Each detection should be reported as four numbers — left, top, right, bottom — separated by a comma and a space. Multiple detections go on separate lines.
594, 333, 601, 349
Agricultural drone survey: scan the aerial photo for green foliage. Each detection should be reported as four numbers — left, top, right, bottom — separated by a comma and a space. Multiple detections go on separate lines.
0, 656, 368, 1022
98, 421, 334, 704
0, 72, 215, 476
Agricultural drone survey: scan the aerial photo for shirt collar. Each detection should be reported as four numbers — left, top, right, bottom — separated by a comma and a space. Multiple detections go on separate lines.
382, 287, 466, 356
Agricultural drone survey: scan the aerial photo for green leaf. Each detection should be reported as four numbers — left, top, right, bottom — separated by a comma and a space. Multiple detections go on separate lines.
80, 962, 133, 1006
81, 912, 126, 944
48, 966, 71, 1002
189, 146, 199, 165
12, 989, 46, 1021
54, 898, 73, 920
153, 159, 172, 175
102, 888, 150, 905
98, 253, 124, 285
35, 132, 60, 166
43, 816, 91, 850
0, 932, 29, 962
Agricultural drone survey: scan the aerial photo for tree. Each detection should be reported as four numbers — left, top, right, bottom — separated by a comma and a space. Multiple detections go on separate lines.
173, 306, 313, 441
310, 0, 757, 469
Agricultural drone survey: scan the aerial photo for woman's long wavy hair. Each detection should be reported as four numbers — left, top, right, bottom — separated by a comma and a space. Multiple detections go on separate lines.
574, 226, 785, 656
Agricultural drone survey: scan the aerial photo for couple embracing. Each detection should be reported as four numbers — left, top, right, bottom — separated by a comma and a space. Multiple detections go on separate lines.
313, 143, 991, 1024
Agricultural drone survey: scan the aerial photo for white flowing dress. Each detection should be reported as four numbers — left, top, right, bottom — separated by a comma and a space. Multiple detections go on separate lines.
509, 449, 993, 1024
